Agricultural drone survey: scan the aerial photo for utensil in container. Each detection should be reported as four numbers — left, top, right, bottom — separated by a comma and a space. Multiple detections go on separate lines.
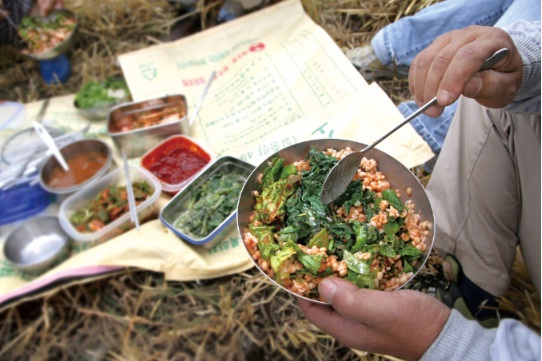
320, 48, 509, 204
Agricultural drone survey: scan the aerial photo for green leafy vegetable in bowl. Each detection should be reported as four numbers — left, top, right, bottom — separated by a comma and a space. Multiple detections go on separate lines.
242, 146, 432, 300
173, 172, 246, 238
75, 78, 130, 109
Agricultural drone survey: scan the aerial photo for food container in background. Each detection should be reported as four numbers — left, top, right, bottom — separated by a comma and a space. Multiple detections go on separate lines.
140, 135, 212, 194
39, 139, 113, 195
160, 156, 255, 248
17, 9, 78, 61
107, 94, 188, 158
74, 78, 131, 121
3, 215, 69, 273
59, 166, 162, 246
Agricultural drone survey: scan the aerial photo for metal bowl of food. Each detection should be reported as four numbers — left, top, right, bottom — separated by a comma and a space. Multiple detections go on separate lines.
236, 138, 435, 304
17, 9, 78, 61
74, 78, 131, 121
39, 138, 113, 195
3, 215, 69, 273
107, 95, 188, 158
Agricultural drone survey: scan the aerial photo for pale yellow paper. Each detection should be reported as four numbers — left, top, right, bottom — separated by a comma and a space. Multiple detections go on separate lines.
0, 0, 433, 304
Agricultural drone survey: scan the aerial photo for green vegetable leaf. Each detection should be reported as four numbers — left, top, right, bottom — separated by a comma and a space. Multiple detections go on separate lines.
382, 189, 404, 212
343, 250, 370, 275
379, 243, 396, 257
297, 253, 325, 275
306, 228, 330, 249
398, 245, 423, 257
350, 221, 367, 253
270, 246, 296, 273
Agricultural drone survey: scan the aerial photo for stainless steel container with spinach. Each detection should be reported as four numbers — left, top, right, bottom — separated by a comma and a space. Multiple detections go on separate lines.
160, 156, 255, 248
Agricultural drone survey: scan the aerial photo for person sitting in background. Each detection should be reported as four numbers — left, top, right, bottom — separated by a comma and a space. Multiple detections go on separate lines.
345, 0, 540, 171
0, 0, 64, 44
300, 19, 540, 361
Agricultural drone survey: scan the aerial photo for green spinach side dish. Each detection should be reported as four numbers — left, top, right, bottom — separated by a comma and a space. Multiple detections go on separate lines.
173, 172, 246, 238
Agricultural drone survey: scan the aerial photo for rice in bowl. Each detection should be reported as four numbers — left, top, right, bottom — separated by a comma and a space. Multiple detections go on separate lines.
238, 141, 433, 303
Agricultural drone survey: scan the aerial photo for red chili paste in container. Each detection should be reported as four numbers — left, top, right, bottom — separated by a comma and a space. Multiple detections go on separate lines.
141, 135, 211, 193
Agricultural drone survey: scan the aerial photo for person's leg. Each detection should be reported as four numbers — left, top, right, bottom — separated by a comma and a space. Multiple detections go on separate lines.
371, 0, 514, 67
398, 101, 457, 160
494, 0, 541, 27
427, 96, 541, 298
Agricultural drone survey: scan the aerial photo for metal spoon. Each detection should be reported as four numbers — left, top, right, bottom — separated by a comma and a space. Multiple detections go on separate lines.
189, 70, 216, 126
320, 48, 509, 205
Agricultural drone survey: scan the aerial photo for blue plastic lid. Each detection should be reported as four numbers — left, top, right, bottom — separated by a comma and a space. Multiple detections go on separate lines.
0, 180, 54, 226
39, 53, 71, 84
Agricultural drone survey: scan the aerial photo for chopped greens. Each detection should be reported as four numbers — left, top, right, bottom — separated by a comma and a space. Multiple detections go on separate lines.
244, 147, 430, 299
75, 78, 130, 109
173, 172, 245, 238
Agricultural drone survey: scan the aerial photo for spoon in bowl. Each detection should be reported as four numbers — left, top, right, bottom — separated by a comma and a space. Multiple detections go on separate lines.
320, 48, 509, 205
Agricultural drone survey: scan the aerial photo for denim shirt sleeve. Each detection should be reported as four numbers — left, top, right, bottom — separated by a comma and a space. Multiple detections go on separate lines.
502, 20, 541, 113
421, 309, 541, 361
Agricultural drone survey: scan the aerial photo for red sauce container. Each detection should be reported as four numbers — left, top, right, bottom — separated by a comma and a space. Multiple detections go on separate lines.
141, 135, 212, 194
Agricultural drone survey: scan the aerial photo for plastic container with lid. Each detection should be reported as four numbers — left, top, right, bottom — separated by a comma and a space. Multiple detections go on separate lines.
0, 179, 53, 227
140, 135, 212, 194
58, 166, 162, 246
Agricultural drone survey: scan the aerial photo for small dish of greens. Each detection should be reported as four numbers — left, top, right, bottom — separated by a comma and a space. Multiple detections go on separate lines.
160, 156, 255, 248
74, 78, 131, 120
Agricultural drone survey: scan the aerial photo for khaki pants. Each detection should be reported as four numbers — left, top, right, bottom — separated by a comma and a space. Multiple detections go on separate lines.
426, 97, 541, 297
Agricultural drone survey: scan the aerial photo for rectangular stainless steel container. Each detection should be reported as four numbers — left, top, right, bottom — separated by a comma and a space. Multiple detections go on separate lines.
107, 94, 188, 158
160, 156, 255, 249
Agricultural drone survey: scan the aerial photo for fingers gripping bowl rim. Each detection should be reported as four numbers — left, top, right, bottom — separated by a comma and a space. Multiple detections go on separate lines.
236, 139, 435, 304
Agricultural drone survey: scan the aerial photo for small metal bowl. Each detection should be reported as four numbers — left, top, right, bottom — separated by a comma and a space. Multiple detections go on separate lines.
236, 139, 435, 304
3, 215, 69, 273
160, 156, 255, 248
39, 139, 113, 195
73, 78, 131, 121
18, 9, 78, 61
74, 99, 123, 121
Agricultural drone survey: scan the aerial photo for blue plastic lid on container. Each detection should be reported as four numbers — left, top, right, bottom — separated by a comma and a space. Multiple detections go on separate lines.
39, 53, 71, 84
0, 179, 54, 226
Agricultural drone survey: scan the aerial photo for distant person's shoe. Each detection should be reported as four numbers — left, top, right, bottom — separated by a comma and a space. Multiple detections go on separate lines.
344, 44, 408, 81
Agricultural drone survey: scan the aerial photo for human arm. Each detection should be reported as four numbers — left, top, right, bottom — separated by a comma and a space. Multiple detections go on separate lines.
298, 277, 541, 361
500, 20, 541, 112
0, 0, 63, 20
408, 22, 540, 117
422, 310, 541, 361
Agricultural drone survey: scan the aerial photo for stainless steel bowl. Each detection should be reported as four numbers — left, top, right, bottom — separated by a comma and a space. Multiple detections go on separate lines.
107, 94, 188, 158
39, 138, 113, 195
3, 215, 69, 273
74, 99, 122, 121
236, 138, 435, 304
18, 9, 78, 61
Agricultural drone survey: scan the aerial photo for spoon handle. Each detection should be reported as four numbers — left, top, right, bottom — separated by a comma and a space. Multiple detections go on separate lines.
361, 47, 509, 154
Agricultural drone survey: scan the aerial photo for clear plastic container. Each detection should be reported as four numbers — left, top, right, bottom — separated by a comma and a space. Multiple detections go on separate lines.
140, 135, 213, 194
59, 166, 162, 246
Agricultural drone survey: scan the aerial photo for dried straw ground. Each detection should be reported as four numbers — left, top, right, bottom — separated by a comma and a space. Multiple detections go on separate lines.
0, 1, 539, 360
